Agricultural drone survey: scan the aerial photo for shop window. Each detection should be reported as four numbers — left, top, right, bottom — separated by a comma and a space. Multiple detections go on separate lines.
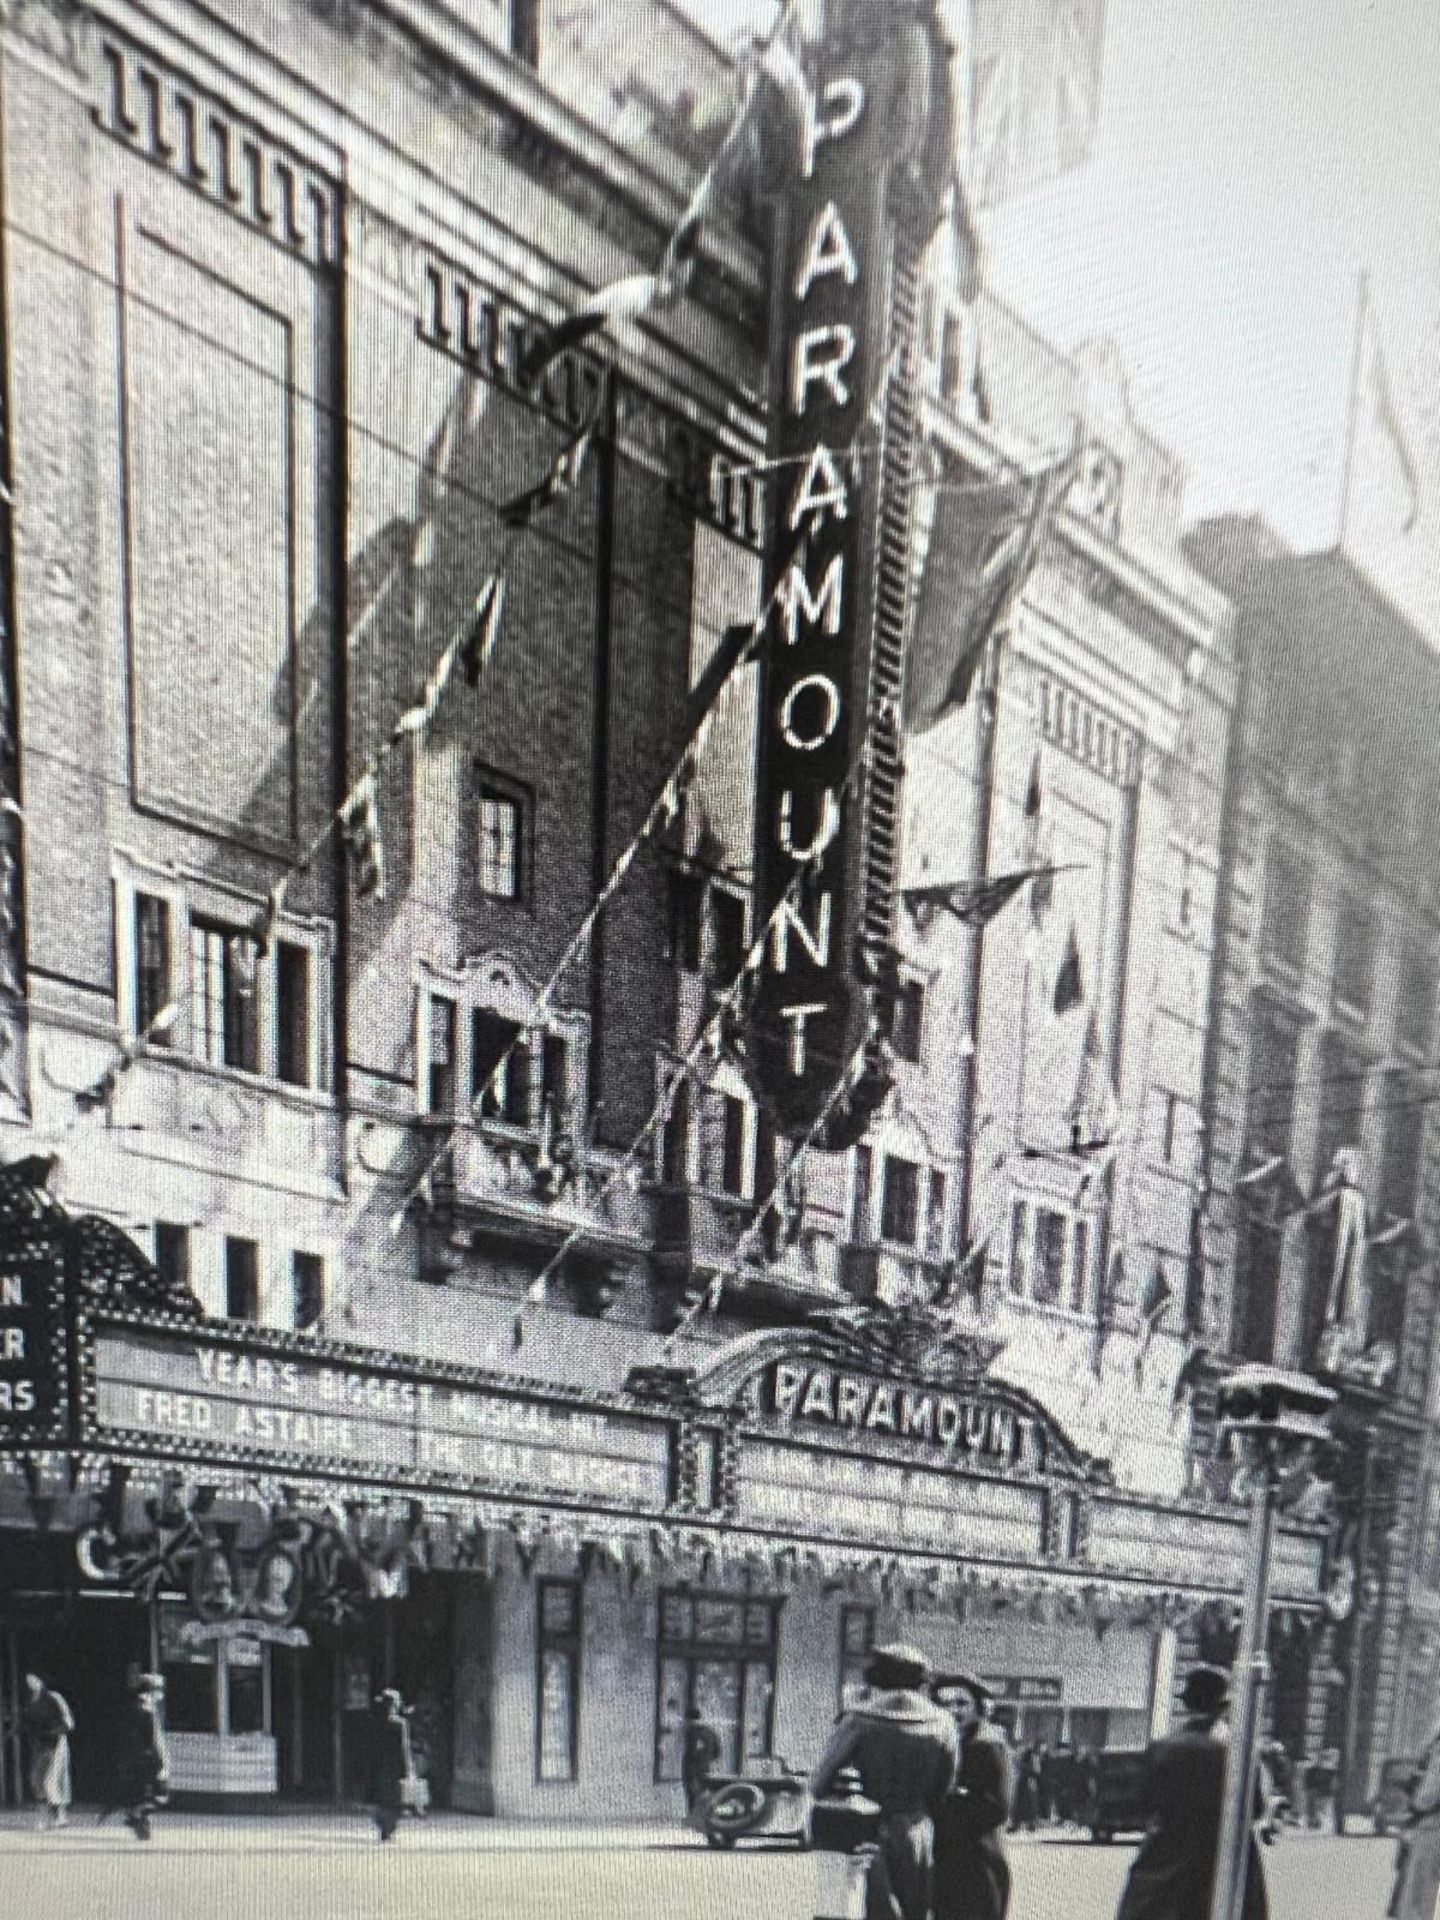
133, 891, 173, 1038
154, 1222, 190, 1299
1332, 892, 1376, 1018
889, 980, 926, 1063
275, 942, 312, 1088
224, 1236, 260, 1321
1034, 1208, 1068, 1306
477, 779, 526, 901
654, 1590, 779, 1783
159, 1604, 219, 1733
1068, 1711, 1111, 1756
536, 1579, 581, 1784
1260, 842, 1312, 977
190, 919, 260, 1072
838, 1605, 876, 1712
880, 1156, 921, 1247
292, 1251, 324, 1332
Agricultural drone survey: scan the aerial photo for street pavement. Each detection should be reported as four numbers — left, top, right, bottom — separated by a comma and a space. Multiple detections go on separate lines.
0, 1814, 1396, 1920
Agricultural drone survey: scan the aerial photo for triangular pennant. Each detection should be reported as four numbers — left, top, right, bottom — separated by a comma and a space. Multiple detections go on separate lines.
460, 576, 506, 687
1053, 925, 1084, 1015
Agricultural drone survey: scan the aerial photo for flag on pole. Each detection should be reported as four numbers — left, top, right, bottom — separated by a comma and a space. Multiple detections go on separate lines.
902, 453, 1075, 733
460, 576, 506, 687
967, 0, 1108, 209
500, 415, 598, 530
1134, 1261, 1174, 1385
1341, 277, 1422, 544
339, 772, 385, 901
1053, 923, 1084, 1014
902, 864, 1075, 931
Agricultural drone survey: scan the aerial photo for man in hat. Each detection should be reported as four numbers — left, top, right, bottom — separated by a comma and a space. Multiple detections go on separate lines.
1114, 1665, 1269, 1920
811, 1642, 958, 1920
370, 1688, 415, 1843
930, 1673, 1011, 1920
115, 1672, 169, 1842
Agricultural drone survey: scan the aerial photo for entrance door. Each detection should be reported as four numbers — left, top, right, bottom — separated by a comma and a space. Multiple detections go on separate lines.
6, 1593, 149, 1806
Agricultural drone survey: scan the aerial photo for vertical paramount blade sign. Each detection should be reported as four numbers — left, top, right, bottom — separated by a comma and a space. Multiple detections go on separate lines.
744, 4, 952, 1137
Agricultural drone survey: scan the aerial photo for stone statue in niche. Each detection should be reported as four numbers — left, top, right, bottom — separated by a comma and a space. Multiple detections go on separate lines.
1312, 1145, 1385, 1379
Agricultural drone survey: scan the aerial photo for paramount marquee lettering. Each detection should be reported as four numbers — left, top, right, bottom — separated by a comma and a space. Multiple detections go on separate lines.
769, 1362, 1043, 1470
745, 36, 883, 1131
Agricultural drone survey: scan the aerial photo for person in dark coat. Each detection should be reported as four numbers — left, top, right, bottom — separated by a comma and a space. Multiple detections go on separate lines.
1115, 1665, 1269, 1920
115, 1672, 170, 1842
681, 1706, 722, 1815
811, 1642, 958, 1920
371, 1689, 415, 1843
931, 1673, 1012, 1920
1010, 1745, 1041, 1831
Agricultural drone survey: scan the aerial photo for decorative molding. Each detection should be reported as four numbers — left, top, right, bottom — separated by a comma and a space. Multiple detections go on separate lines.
417, 250, 607, 434
1036, 673, 1142, 788
92, 30, 341, 268
665, 415, 765, 551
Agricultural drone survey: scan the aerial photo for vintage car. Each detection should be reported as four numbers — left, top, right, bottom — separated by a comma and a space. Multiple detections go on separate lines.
692, 1756, 811, 1849
1081, 1748, 1151, 1843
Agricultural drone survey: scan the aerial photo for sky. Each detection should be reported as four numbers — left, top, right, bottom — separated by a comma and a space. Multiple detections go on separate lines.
683, 0, 1440, 603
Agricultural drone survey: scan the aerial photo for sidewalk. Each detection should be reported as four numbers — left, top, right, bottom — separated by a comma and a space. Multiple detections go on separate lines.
0, 1808, 704, 1852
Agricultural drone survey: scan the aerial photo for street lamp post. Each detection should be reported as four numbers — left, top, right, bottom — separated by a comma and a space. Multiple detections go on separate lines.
1208, 1365, 1336, 1920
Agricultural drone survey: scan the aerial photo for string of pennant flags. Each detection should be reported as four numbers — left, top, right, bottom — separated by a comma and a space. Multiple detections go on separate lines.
503, 705, 895, 1349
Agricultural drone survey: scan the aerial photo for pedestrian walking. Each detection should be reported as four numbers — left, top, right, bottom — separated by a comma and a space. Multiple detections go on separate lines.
1114, 1665, 1269, 1920
810, 1641, 957, 1920
681, 1705, 722, 1816
1390, 1716, 1440, 1920
370, 1688, 415, 1843
115, 1672, 170, 1842
1010, 1745, 1041, 1832
19, 1674, 74, 1828
931, 1673, 1011, 1920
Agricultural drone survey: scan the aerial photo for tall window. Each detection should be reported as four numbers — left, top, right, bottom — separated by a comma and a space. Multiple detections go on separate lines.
134, 892, 173, 1037
1260, 842, 1312, 977
154, 1223, 189, 1298
1034, 1208, 1068, 1306
1009, 1202, 1031, 1296
291, 1251, 324, 1332
536, 1579, 581, 1784
659, 1074, 690, 1184
1245, 1002, 1302, 1163
880, 1156, 920, 1246
654, 1591, 779, 1783
427, 995, 457, 1114
224, 1237, 260, 1321
851, 1146, 873, 1242
1332, 893, 1376, 1017
190, 920, 260, 1072
471, 1011, 567, 1128
924, 1170, 948, 1260
1397, 946, 1436, 1059
837, 1605, 876, 1712
275, 942, 312, 1088
890, 980, 926, 1063
478, 785, 523, 900
707, 888, 746, 985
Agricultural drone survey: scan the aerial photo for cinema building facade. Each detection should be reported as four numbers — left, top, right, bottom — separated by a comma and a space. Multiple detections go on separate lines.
0, 0, 1353, 1818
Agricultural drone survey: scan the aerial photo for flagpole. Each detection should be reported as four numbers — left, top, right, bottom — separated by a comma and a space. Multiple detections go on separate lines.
1336, 270, 1369, 551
